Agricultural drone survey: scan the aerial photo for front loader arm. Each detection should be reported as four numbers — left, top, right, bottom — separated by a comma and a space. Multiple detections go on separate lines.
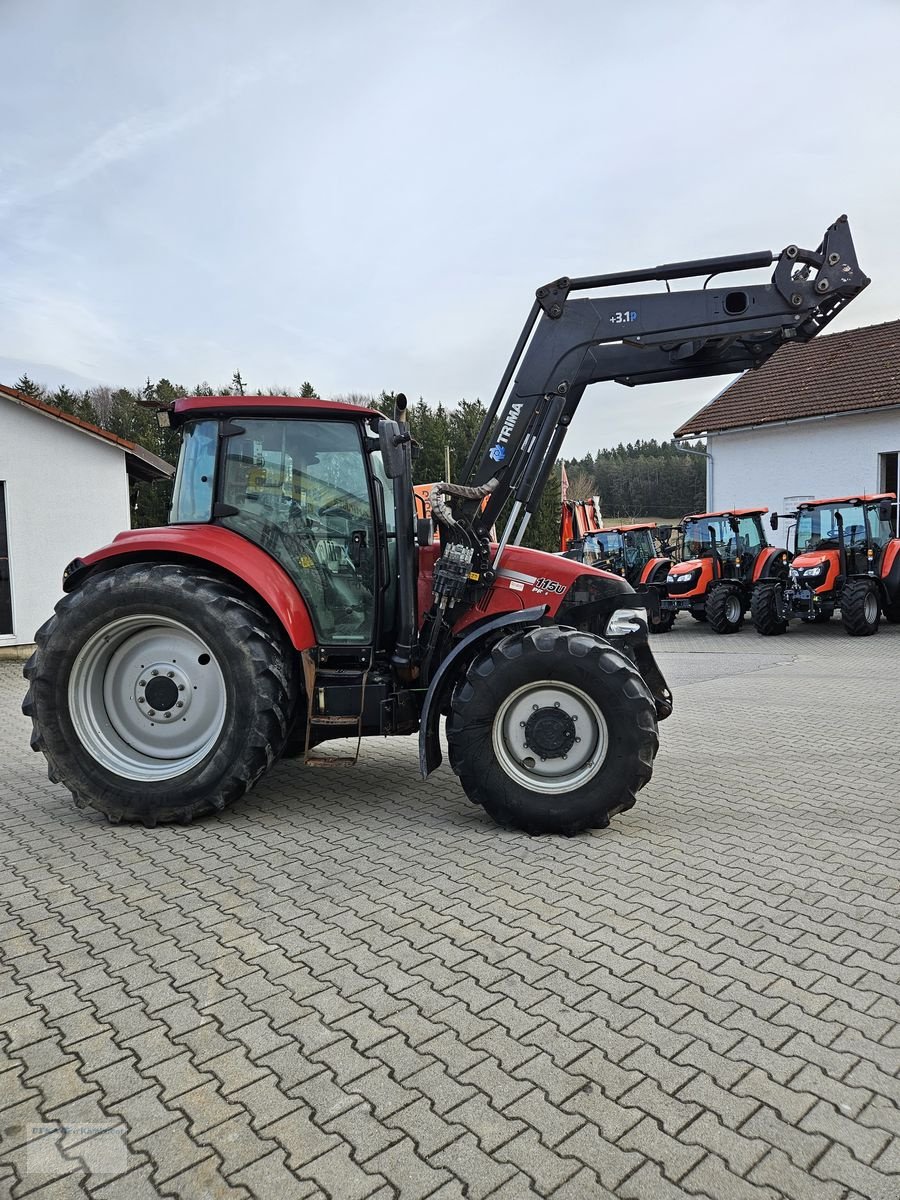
457, 215, 867, 542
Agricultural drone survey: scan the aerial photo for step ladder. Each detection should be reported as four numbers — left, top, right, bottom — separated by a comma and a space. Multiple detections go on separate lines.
301, 648, 370, 766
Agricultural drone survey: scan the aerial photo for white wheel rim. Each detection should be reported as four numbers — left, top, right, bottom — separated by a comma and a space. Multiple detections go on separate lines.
68, 615, 226, 782
725, 595, 742, 623
491, 681, 608, 794
864, 593, 878, 623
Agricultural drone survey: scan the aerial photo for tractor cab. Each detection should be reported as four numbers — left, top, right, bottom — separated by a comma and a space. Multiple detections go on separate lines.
665, 507, 788, 632
564, 524, 657, 583
753, 493, 900, 636
170, 399, 401, 651
790, 495, 894, 584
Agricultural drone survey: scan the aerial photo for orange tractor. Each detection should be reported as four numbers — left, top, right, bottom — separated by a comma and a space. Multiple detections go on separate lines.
663, 507, 790, 633
752, 493, 900, 636
563, 524, 675, 631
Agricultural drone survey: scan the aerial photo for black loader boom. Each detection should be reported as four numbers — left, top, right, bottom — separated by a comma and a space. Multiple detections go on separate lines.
434, 216, 867, 564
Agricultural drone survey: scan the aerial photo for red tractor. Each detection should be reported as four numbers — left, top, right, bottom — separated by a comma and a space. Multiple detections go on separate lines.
663, 507, 791, 632
562, 524, 674, 632
23, 218, 867, 833
752, 493, 900, 636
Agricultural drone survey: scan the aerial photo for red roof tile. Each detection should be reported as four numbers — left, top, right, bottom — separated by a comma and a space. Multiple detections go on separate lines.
673, 319, 900, 437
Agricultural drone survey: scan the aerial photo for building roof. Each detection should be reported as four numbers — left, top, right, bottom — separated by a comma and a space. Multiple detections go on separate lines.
673, 319, 900, 437
0, 384, 174, 482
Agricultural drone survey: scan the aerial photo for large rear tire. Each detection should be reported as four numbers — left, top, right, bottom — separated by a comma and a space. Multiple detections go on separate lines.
840, 579, 880, 637
22, 563, 297, 824
751, 582, 788, 636
706, 583, 744, 634
446, 626, 658, 835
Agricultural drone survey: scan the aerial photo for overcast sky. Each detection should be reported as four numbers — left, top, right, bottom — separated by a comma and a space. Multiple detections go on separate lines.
2, 0, 899, 450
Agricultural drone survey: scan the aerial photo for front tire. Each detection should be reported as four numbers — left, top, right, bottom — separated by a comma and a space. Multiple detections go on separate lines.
706, 583, 744, 634
22, 563, 297, 824
649, 609, 676, 634
446, 626, 658, 835
751, 581, 789, 636
840, 579, 880, 637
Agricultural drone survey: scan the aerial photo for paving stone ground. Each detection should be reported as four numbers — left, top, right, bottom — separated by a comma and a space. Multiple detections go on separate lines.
2, 619, 900, 1199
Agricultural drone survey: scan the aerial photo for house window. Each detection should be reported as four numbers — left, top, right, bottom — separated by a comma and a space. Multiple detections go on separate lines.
0, 483, 12, 635
879, 452, 899, 535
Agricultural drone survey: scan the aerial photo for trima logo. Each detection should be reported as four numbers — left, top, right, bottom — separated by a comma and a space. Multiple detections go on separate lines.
497, 402, 523, 445
488, 444, 506, 462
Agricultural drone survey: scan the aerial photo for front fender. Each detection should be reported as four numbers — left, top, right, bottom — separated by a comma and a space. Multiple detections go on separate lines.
419, 605, 547, 779
66, 525, 317, 652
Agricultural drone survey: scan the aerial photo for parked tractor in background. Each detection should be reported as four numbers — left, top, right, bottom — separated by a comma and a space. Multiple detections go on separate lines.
563, 523, 675, 632
752, 493, 900, 636
22, 218, 867, 833
664, 507, 791, 633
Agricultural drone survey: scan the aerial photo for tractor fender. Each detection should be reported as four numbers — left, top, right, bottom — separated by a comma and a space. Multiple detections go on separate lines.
419, 605, 547, 780
640, 557, 671, 586
753, 546, 790, 581
65, 525, 317, 652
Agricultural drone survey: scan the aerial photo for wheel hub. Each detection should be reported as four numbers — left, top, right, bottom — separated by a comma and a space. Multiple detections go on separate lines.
523, 705, 577, 759
491, 681, 608, 794
137, 666, 191, 720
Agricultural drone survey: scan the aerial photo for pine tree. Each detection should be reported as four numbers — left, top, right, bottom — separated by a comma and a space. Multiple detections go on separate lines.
14, 374, 43, 398
231, 370, 246, 396
300, 380, 316, 398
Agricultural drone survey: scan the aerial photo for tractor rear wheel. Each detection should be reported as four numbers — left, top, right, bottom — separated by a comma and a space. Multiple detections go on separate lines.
751, 581, 788, 636
840, 579, 880, 637
689, 608, 707, 622
22, 563, 296, 824
707, 584, 744, 634
446, 626, 658, 835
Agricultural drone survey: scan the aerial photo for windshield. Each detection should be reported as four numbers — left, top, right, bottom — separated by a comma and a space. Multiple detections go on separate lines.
796, 504, 892, 553
681, 514, 763, 559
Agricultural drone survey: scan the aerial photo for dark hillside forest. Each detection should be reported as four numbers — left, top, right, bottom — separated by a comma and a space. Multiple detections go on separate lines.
14, 373, 704, 550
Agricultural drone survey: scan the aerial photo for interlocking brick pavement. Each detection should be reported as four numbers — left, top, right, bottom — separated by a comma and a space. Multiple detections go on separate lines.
2, 620, 900, 1198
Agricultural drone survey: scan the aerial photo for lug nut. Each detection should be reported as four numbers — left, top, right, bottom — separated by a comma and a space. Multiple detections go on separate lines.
151, 670, 159, 677
148, 710, 156, 717
139, 679, 146, 687
165, 713, 172, 719
138, 697, 145, 705
176, 701, 183, 708
167, 671, 174, 678
178, 685, 185, 692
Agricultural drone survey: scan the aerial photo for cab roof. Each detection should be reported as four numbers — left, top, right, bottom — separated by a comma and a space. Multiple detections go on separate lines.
172, 395, 382, 422
798, 492, 896, 509
681, 506, 767, 522
585, 523, 657, 534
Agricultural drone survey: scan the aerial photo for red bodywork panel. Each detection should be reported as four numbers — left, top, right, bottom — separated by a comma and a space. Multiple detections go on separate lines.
77, 526, 318, 651
752, 546, 788, 582
881, 540, 900, 579
792, 550, 841, 593
418, 543, 629, 638
667, 557, 717, 598
798, 492, 895, 509
639, 556, 670, 585
682, 506, 767, 521
172, 395, 381, 421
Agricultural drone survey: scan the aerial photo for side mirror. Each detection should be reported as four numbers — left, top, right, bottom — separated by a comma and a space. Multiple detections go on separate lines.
878, 501, 893, 522
770, 513, 779, 530
658, 525, 672, 540
378, 419, 411, 479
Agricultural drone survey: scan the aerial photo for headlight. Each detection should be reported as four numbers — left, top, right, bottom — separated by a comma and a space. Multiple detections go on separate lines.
606, 607, 648, 636
667, 572, 694, 583
800, 563, 828, 579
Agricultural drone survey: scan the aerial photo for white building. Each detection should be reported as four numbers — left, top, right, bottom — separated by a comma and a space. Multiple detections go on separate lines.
674, 320, 900, 546
0, 384, 173, 650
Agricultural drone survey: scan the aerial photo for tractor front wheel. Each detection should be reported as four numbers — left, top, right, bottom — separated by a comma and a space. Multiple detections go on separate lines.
446, 626, 658, 835
706, 584, 744, 634
751, 582, 788, 636
840, 579, 880, 637
649, 609, 676, 634
23, 563, 296, 824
